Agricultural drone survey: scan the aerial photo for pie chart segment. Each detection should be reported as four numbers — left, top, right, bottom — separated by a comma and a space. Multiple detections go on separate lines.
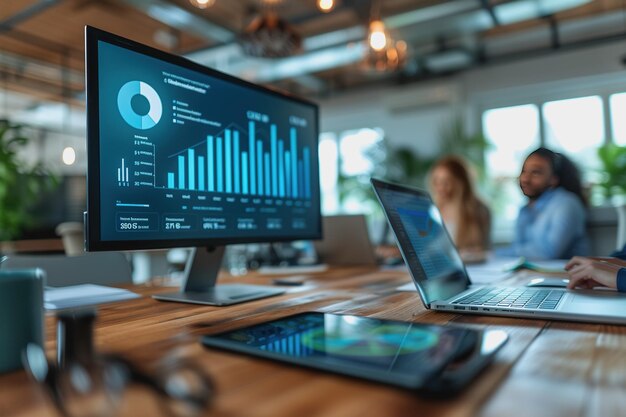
117, 81, 162, 130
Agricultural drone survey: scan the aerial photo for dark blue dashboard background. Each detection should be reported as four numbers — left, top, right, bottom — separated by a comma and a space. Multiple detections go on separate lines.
96, 40, 320, 242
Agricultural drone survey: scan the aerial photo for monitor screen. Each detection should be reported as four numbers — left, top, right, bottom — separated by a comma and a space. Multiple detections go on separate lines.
85, 27, 321, 251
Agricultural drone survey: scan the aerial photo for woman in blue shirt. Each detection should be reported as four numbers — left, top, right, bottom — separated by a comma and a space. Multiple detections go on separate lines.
566, 245, 626, 291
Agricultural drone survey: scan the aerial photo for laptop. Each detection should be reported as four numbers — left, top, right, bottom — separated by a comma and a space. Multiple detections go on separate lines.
313, 214, 378, 266
371, 178, 626, 325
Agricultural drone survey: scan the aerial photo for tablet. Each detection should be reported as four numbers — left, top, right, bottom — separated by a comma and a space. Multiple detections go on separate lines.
201, 312, 507, 393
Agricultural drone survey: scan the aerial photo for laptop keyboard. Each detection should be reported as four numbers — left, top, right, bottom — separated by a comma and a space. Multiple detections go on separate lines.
452, 287, 564, 310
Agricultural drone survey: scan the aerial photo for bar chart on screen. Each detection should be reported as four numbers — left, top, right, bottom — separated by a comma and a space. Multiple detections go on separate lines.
164, 120, 312, 200
121, 120, 312, 201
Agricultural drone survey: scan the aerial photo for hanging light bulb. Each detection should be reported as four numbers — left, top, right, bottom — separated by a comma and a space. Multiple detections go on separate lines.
189, 0, 215, 9
368, 20, 387, 51
317, 0, 335, 13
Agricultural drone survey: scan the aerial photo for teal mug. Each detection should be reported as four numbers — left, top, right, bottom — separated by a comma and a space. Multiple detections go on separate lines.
0, 269, 45, 373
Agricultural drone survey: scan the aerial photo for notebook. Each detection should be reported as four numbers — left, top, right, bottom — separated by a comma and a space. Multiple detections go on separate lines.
45, 284, 139, 311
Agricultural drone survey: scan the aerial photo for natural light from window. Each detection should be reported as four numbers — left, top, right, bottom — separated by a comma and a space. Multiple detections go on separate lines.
610, 92, 626, 146
483, 104, 540, 176
339, 128, 384, 176
482, 104, 540, 243
339, 128, 384, 214
319, 132, 339, 214
543, 96, 604, 172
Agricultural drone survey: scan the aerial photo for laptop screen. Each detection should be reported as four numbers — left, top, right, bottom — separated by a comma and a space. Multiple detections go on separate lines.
371, 178, 470, 306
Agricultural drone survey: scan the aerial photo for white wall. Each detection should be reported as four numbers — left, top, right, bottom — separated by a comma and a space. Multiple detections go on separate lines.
318, 80, 461, 158
318, 38, 626, 154
466, 40, 626, 108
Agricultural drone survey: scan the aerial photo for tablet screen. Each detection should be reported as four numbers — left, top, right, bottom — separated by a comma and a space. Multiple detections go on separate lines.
202, 312, 478, 389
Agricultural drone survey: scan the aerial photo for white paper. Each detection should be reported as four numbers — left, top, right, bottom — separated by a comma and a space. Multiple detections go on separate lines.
45, 284, 139, 310
396, 282, 416, 292
257, 264, 329, 275
523, 259, 568, 272
395, 256, 518, 292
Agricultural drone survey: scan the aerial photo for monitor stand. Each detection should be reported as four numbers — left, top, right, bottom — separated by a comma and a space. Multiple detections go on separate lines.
152, 246, 285, 306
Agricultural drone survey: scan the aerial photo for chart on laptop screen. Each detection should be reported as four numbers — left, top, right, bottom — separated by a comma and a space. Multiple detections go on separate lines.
395, 204, 460, 279
374, 183, 466, 282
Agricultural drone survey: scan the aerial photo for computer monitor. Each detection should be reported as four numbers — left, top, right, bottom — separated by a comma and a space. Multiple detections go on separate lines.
84, 26, 321, 305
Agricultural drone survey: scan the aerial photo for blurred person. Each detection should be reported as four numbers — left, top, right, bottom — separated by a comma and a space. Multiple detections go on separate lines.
429, 155, 491, 262
498, 147, 589, 260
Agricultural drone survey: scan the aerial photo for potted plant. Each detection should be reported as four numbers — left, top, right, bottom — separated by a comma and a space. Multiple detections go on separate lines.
0, 120, 58, 242
597, 144, 626, 204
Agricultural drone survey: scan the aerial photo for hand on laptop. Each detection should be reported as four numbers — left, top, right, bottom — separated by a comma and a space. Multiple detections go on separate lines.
565, 256, 623, 290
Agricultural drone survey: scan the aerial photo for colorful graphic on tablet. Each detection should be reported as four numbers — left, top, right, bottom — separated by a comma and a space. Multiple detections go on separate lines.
300, 324, 439, 357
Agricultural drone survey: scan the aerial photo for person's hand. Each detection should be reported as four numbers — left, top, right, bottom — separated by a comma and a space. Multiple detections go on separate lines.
565, 256, 622, 290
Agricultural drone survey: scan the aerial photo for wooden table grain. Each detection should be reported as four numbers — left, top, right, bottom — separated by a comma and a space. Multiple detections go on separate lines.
1, 267, 626, 417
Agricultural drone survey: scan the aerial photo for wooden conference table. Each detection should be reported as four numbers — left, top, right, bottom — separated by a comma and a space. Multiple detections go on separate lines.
1, 266, 626, 417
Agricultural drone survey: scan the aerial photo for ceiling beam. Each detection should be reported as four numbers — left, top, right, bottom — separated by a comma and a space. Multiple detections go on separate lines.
479, 0, 500, 26
187, 0, 485, 83
0, 0, 61, 33
117, 0, 234, 44
236, 43, 367, 83
0, 69, 84, 107
546, 15, 561, 49
118, 0, 328, 91
289, 75, 327, 92
0, 29, 83, 59
0, 50, 83, 86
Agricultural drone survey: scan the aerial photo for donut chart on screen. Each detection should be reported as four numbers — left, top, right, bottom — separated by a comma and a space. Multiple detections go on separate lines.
301, 325, 440, 357
117, 80, 162, 130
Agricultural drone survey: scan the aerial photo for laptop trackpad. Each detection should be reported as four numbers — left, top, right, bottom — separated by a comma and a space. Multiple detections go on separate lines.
563, 291, 626, 316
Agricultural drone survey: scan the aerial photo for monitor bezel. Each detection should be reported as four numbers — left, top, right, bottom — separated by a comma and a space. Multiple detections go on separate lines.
85, 26, 322, 251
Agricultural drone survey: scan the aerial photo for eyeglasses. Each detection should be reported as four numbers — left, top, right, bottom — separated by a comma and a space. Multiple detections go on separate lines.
22, 343, 215, 417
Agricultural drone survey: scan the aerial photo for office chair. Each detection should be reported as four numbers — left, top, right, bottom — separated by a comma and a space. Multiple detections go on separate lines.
0, 252, 132, 287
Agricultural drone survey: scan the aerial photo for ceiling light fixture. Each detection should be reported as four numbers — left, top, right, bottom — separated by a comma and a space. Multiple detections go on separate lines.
240, 13, 302, 58
368, 20, 387, 51
317, 0, 335, 13
189, 0, 216, 9
364, 39, 407, 72
363, 0, 407, 72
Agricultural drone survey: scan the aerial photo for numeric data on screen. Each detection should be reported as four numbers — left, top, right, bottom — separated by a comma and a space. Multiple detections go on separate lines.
97, 41, 319, 241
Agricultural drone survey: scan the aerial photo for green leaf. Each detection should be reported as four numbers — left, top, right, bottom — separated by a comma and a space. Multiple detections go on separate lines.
0, 120, 59, 240
596, 144, 626, 200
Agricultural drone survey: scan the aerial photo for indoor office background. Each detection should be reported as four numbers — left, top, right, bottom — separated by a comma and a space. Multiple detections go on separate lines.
1, 0, 626, 266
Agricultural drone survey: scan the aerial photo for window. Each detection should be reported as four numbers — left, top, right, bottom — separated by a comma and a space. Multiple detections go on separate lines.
483, 104, 540, 177
318, 132, 339, 214
482, 104, 540, 242
339, 128, 384, 177
482, 93, 623, 242
543, 96, 604, 179
318, 128, 385, 215
610, 92, 626, 146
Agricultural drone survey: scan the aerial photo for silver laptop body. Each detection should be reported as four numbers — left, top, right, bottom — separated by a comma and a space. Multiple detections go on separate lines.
314, 214, 378, 266
371, 178, 626, 325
